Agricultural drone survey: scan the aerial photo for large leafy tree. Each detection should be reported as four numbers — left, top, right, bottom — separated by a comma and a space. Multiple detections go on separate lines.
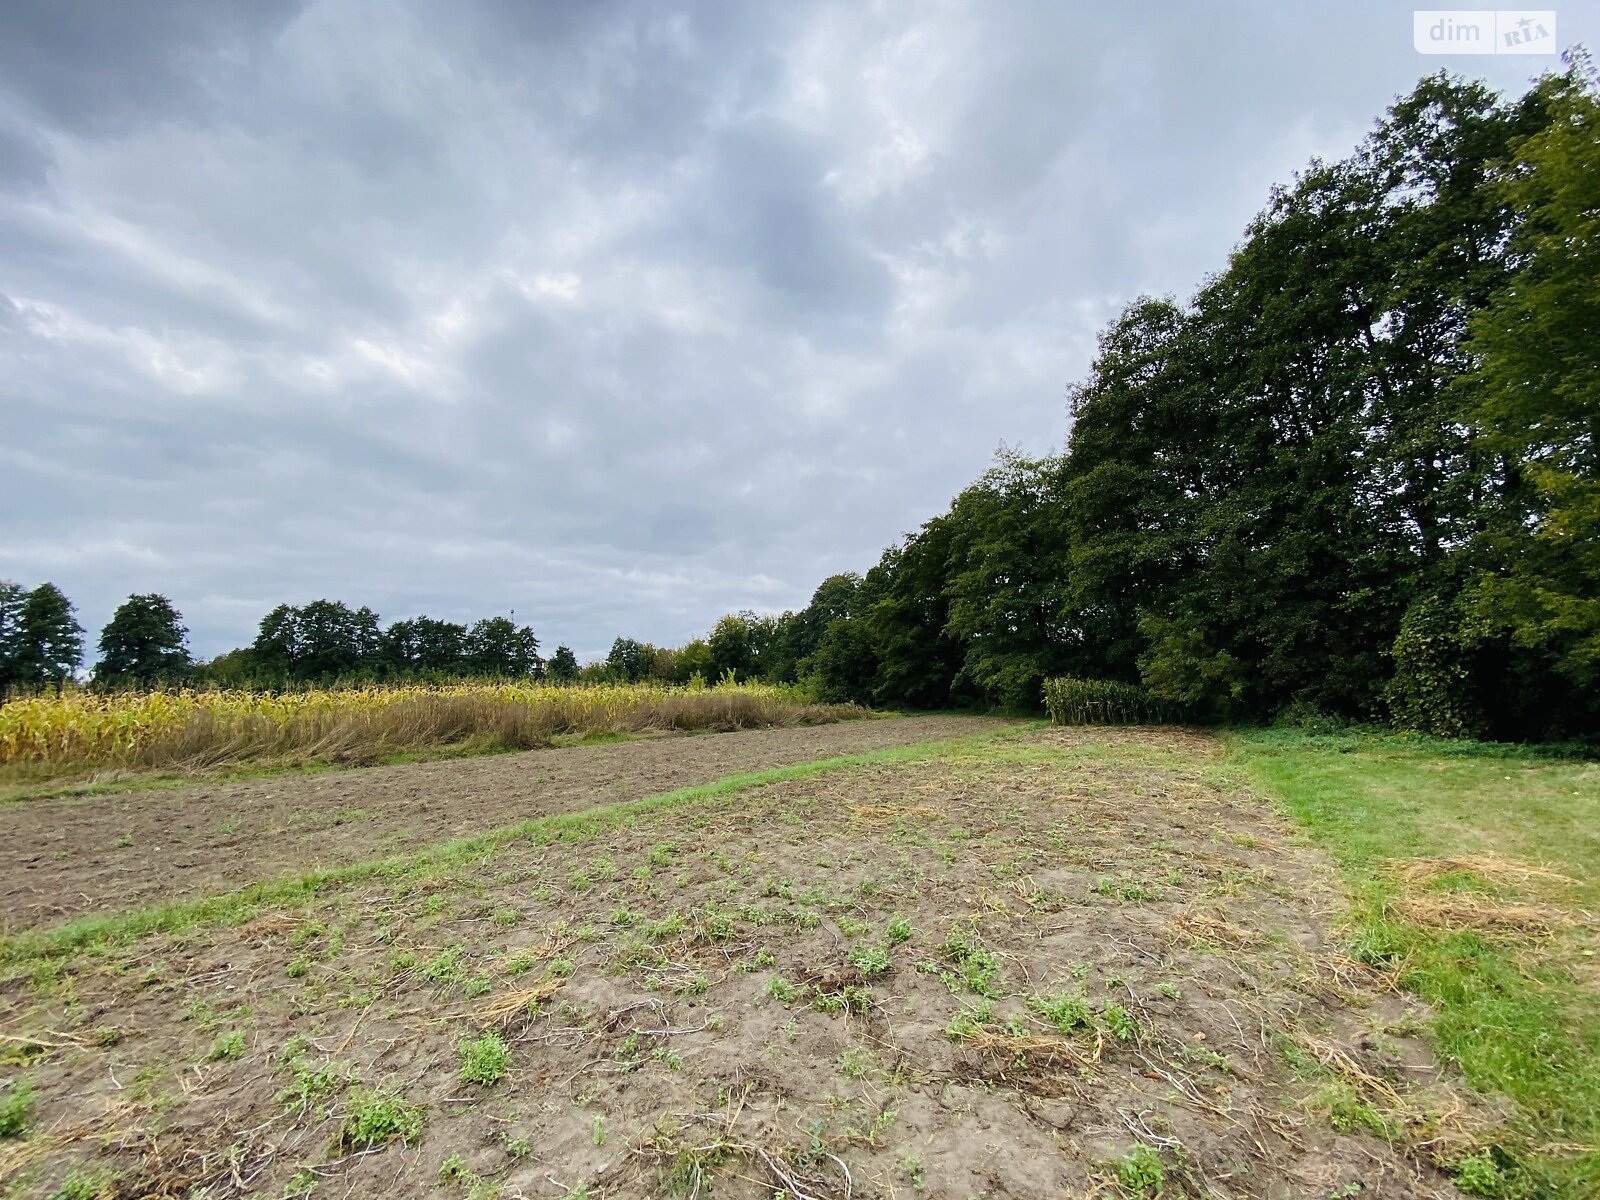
1459, 63, 1600, 725
467, 617, 541, 678
547, 645, 580, 682
605, 637, 651, 683
382, 617, 468, 675
15, 583, 83, 687
95, 594, 191, 686
0, 580, 25, 691
941, 450, 1074, 708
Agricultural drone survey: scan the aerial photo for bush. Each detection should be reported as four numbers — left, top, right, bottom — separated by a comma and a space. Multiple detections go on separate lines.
1386, 596, 1482, 739
1042, 677, 1169, 726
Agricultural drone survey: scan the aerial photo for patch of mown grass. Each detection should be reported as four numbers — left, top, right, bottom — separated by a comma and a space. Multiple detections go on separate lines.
0, 725, 1037, 971
1235, 728, 1600, 1199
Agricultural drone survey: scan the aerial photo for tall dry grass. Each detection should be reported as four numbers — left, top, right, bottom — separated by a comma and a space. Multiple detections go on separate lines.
0, 682, 864, 783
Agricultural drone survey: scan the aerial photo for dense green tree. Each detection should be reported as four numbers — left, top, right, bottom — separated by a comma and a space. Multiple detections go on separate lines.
940, 451, 1074, 708
14, 583, 83, 687
95, 594, 191, 686
674, 638, 713, 684
250, 604, 302, 681
466, 617, 541, 678
547, 645, 580, 682
775, 64, 1592, 737
707, 614, 755, 681
1457, 65, 1600, 728
249, 600, 381, 682
0, 580, 25, 691
605, 637, 651, 683
191, 647, 258, 688
383, 617, 468, 675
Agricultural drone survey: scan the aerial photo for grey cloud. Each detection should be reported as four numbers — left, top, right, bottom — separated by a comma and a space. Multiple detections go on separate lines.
1, 0, 1592, 662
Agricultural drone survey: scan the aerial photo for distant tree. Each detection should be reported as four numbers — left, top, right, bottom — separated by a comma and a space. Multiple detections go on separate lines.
15, 583, 83, 687
646, 645, 678, 682
0, 580, 25, 691
605, 637, 650, 683
95, 594, 191, 686
191, 647, 258, 688
707, 614, 756, 681
467, 617, 541, 678
248, 600, 381, 682
547, 644, 580, 682
297, 600, 381, 680
250, 604, 302, 680
383, 616, 468, 676
674, 638, 713, 684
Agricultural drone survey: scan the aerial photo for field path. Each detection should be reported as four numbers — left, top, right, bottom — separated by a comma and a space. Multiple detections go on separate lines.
0, 714, 1009, 933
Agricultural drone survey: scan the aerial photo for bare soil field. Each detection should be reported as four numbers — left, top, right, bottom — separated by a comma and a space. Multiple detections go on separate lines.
0, 716, 1006, 933
0, 727, 1488, 1198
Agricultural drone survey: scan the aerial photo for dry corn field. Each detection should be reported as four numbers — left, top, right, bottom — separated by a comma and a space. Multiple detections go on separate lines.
0, 683, 860, 787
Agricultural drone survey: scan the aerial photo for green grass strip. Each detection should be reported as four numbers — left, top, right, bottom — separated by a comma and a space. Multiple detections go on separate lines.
1231, 727, 1600, 1200
0, 722, 1040, 969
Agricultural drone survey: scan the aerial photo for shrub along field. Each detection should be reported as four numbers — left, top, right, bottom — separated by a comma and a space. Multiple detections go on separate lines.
2, 722, 1592, 1198
0, 682, 860, 792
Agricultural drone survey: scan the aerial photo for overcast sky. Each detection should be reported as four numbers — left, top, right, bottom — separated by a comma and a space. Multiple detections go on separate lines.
0, 2, 1588, 662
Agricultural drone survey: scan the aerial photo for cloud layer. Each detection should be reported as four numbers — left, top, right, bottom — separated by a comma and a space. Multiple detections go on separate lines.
0, 1, 1585, 660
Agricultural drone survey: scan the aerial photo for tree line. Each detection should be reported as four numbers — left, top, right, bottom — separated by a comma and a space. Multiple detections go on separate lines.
0, 587, 565, 691
734, 63, 1598, 740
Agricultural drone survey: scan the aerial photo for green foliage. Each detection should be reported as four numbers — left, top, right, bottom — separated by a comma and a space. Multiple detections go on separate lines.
1455, 1150, 1511, 1197
752, 64, 1597, 739
1458, 64, 1600, 725
0, 1077, 35, 1138
94, 594, 191, 686
547, 644, 580, 682
338, 1086, 423, 1148
1115, 1143, 1166, 1196
2, 582, 83, 688
457, 1030, 511, 1086
941, 926, 1002, 997
848, 944, 891, 976
1043, 677, 1166, 726
207, 1030, 246, 1062
48, 1168, 117, 1200
1027, 990, 1093, 1033
1386, 595, 1481, 738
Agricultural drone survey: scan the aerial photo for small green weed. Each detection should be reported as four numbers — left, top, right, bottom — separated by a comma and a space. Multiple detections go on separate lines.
0, 1078, 35, 1138
1115, 1143, 1165, 1196
338, 1087, 423, 1148
458, 1030, 511, 1086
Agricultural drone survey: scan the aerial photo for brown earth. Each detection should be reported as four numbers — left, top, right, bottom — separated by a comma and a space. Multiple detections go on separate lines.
0, 726, 1483, 1199
0, 715, 1009, 934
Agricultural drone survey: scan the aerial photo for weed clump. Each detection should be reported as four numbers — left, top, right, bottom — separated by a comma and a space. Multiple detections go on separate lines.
0, 1078, 35, 1138
338, 1086, 423, 1149
941, 926, 1003, 996
458, 1030, 512, 1086
1115, 1143, 1165, 1196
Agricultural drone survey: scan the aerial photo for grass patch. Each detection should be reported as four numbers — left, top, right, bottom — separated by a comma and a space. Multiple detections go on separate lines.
1234, 727, 1600, 1198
